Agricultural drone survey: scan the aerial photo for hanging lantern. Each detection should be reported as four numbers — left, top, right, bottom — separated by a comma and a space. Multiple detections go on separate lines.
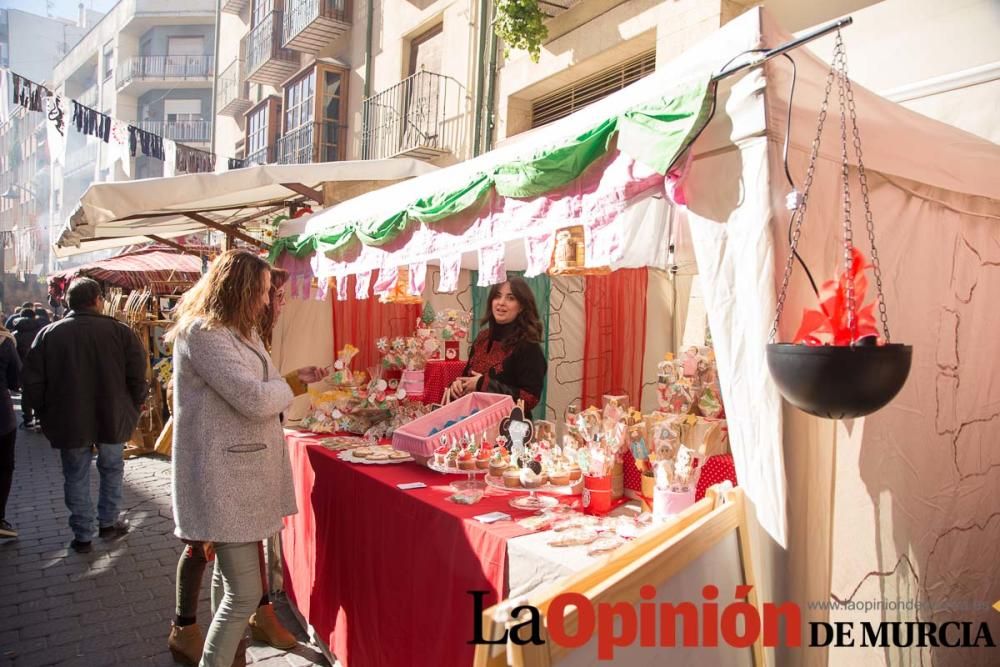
766, 31, 911, 419
378, 267, 423, 305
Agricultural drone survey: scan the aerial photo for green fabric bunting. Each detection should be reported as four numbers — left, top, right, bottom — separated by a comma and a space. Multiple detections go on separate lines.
617, 78, 715, 174
270, 77, 715, 263
492, 117, 619, 198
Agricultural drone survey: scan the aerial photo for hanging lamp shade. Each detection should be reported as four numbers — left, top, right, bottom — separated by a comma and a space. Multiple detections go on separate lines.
766, 343, 911, 419
766, 30, 911, 420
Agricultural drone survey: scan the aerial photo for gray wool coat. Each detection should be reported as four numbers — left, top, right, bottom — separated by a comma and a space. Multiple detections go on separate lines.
171, 320, 297, 543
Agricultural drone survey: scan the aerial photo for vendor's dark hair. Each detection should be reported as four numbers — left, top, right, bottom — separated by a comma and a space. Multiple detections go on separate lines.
67, 277, 103, 311
481, 277, 543, 345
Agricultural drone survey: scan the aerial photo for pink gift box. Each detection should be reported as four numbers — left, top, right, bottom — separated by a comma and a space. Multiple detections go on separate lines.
391, 392, 515, 461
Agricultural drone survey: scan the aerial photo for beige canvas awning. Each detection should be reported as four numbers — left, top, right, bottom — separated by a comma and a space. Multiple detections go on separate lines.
54, 158, 437, 258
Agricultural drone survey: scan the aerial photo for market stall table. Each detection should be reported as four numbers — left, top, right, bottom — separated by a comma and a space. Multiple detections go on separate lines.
281, 431, 545, 667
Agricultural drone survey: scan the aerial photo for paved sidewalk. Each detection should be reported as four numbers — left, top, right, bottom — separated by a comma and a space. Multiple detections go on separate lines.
0, 401, 331, 667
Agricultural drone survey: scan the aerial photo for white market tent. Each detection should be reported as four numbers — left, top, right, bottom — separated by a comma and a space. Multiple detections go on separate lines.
272, 7, 1000, 659
53, 158, 438, 258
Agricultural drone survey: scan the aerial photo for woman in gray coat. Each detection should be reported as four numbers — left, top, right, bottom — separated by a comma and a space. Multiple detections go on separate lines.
167, 250, 300, 667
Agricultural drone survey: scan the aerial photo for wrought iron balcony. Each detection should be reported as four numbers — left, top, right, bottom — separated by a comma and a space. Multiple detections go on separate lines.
276, 122, 345, 164
243, 11, 299, 87
137, 120, 213, 143
217, 59, 252, 119
282, 0, 351, 54
245, 145, 275, 166
361, 70, 462, 161
116, 55, 214, 90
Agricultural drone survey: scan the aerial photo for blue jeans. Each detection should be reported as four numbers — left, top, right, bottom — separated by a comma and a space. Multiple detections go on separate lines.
60, 444, 125, 542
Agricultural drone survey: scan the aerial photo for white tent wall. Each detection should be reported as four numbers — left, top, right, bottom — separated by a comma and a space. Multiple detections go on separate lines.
678, 8, 1000, 667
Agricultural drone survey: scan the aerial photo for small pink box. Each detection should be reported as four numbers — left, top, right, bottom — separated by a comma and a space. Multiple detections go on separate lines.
392, 392, 515, 461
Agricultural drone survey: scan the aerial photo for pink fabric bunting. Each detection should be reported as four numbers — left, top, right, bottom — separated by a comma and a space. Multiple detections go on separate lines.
356, 271, 372, 300
477, 244, 506, 287
524, 233, 556, 278
408, 262, 427, 296
437, 255, 462, 293
374, 265, 399, 296
585, 215, 626, 267
335, 275, 348, 301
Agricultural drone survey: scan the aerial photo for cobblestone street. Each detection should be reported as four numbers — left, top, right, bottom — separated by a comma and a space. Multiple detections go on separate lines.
0, 400, 331, 667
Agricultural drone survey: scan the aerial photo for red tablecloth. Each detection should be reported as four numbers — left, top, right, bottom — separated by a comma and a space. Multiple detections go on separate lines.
281, 431, 537, 667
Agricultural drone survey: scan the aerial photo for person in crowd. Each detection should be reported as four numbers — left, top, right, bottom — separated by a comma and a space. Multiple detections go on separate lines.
22, 278, 147, 553
11, 307, 42, 429
449, 277, 548, 418
0, 322, 21, 539
167, 266, 317, 665
4, 302, 32, 329
168, 251, 326, 667
33, 305, 51, 326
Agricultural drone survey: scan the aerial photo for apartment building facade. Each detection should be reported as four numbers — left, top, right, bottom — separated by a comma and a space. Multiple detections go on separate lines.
0, 8, 97, 303
213, 0, 998, 176
48, 0, 217, 267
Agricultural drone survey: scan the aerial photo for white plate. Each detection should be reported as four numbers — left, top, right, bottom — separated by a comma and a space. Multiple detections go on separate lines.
337, 450, 414, 465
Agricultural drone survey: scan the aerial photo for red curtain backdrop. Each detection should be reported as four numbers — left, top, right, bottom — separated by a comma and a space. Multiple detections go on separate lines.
331, 276, 421, 375
581, 268, 649, 408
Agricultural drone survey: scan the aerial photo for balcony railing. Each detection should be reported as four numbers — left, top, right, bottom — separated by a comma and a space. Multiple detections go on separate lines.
217, 59, 252, 118
243, 11, 299, 86
276, 122, 345, 164
361, 70, 461, 161
137, 120, 213, 143
282, 0, 351, 54
244, 145, 275, 166
116, 55, 214, 89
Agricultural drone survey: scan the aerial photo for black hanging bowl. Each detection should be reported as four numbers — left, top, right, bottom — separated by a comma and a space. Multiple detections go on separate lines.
766, 343, 912, 419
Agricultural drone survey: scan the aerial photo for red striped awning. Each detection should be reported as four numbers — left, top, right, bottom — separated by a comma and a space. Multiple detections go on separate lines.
49, 245, 205, 294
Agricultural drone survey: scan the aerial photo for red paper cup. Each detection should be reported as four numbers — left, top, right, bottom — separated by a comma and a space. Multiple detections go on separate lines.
583, 475, 613, 515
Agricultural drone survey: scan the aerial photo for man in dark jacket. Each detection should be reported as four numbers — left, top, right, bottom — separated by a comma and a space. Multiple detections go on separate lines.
23, 278, 148, 554
3, 302, 32, 330
11, 308, 42, 428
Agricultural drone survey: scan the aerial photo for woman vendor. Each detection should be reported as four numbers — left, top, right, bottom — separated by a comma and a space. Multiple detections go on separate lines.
449, 277, 547, 417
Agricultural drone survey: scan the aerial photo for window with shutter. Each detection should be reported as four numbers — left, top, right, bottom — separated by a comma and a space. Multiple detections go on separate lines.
531, 50, 656, 128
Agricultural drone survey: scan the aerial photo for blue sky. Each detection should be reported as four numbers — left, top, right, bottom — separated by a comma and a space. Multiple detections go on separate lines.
2, 0, 120, 23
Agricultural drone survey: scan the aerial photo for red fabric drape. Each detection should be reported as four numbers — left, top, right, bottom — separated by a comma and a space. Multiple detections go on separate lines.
581, 268, 648, 408
331, 276, 421, 375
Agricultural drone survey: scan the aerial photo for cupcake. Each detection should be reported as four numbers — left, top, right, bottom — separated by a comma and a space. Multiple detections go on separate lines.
503, 468, 522, 488
548, 467, 570, 486
519, 468, 548, 489
488, 452, 508, 478
476, 449, 492, 470
434, 445, 449, 466
445, 450, 459, 469
458, 451, 477, 471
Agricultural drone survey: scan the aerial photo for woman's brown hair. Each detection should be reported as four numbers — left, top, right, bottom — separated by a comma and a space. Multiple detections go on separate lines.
166, 250, 271, 343
480, 277, 544, 346
259, 266, 289, 349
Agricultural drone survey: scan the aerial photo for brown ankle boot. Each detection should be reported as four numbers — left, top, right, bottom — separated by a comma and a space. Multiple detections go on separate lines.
168, 622, 204, 666
249, 603, 298, 649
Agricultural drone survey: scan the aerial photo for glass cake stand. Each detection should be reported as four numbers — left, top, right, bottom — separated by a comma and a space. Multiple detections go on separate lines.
484, 474, 560, 510
427, 461, 488, 491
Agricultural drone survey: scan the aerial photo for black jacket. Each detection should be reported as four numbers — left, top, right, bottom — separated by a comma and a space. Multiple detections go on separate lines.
0, 336, 21, 435
23, 310, 149, 449
11, 314, 42, 360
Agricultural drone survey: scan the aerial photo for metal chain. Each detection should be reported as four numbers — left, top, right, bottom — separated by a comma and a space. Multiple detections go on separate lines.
842, 49, 891, 342
834, 36, 858, 342
769, 38, 840, 342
